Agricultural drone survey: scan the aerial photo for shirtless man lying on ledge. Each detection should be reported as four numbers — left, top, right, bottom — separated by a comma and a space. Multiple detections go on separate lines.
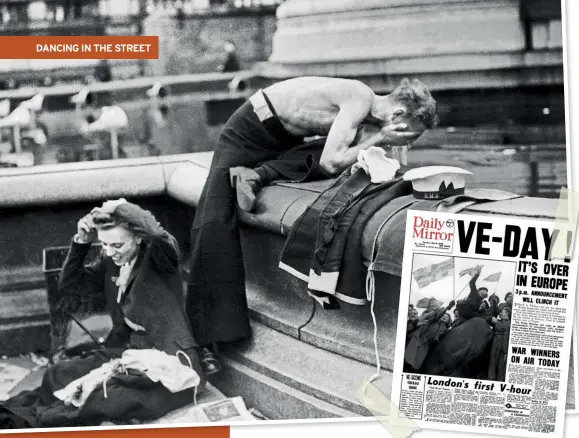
186, 76, 438, 375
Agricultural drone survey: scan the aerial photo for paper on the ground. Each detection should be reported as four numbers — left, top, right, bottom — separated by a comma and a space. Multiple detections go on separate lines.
392, 210, 577, 438
152, 396, 257, 424
0, 362, 31, 401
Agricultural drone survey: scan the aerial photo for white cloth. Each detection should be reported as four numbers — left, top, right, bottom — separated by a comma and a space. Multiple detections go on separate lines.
351, 146, 400, 183
114, 257, 146, 332
115, 258, 137, 304
53, 349, 200, 408
120, 349, 200, 392
53, 360, 122, 408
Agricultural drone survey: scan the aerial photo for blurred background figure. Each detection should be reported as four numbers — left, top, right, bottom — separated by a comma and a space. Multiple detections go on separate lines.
94, 60, 113, 83
219, 41, 241, 73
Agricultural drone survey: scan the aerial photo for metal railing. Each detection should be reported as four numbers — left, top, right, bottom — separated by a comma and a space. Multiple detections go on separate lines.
0, 70, 256, 109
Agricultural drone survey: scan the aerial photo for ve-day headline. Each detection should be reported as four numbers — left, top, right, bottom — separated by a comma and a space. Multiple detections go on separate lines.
414, 215, 571, 308
36, 43, 153, 54
392, 211, 577, 438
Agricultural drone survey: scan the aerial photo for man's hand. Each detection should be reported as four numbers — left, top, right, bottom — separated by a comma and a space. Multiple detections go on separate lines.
75, 213, 97, 244
378, 123, 423, 146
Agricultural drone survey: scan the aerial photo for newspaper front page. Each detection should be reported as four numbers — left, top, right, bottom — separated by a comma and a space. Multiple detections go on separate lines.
391, 211, 577, 437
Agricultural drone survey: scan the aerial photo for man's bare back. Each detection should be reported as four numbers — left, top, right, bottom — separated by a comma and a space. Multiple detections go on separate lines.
264, 76, 375, 137
263, 76, 437, 175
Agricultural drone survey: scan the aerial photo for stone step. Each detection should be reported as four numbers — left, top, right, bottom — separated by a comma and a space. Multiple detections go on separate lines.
0, 267, 45, 292
0, 320, 51, 356
0, 287, 51, 356
212, 321, 391, 419
212, 358, 357, 420
0, 288, 49, 324
242, 228, 400, 371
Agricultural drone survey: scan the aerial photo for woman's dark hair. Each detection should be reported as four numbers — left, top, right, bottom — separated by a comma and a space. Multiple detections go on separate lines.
91, 211, 133, 234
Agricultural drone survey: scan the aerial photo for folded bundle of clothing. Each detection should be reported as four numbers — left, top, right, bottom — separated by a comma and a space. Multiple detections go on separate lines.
54, 349, 200, 408
280, 148, 523, 308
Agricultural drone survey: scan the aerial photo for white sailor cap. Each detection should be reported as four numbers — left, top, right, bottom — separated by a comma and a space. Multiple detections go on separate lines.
403, 166, 473, 200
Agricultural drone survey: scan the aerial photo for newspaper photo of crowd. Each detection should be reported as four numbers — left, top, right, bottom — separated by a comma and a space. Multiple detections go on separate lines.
404, 254, 517, 382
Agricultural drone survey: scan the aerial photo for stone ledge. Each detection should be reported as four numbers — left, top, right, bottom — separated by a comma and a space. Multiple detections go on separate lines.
256, 61, 564, 92
0, 150, 559, 242
258, 50, 563, 78
276, 0, 510, 19
0, 154, 208, 208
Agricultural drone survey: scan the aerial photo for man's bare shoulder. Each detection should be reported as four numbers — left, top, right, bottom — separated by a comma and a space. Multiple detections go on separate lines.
266, 76, 373, 102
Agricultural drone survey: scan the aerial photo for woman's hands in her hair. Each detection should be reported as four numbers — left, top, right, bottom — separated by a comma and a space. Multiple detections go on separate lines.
93, 198, 128, 215
75, 213, 97, 244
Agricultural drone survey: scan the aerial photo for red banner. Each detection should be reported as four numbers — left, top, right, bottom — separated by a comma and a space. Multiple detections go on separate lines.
0, 36, 159, 59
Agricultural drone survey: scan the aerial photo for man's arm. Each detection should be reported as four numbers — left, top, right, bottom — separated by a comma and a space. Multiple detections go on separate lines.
467, 268, 482, 302
319, 98, 422, 175
319, 100, 373, 175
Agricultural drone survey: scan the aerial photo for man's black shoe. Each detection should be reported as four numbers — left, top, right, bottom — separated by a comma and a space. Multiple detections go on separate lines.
229, 167, 262, 212
199, 346, 221, 376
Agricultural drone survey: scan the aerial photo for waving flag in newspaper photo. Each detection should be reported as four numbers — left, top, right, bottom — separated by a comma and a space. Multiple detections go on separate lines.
483, 271, 502, 282
459, 265, 483, 278
411, 256, 454, 312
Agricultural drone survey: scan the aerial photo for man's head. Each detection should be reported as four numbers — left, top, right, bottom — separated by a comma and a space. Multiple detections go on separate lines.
489, 293, 500, 306
92, 212, 142, 266
505, 292, 513, 305
409, 308, 419, 320
478, 287, 489, 299
500, 307, 512, 322
479, 300, 489, 313
453, 308, 460, 320
224, 41, 236, 53
456, 301, 477, 320
440, 313, 451, 326
371, 78, 438, 133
